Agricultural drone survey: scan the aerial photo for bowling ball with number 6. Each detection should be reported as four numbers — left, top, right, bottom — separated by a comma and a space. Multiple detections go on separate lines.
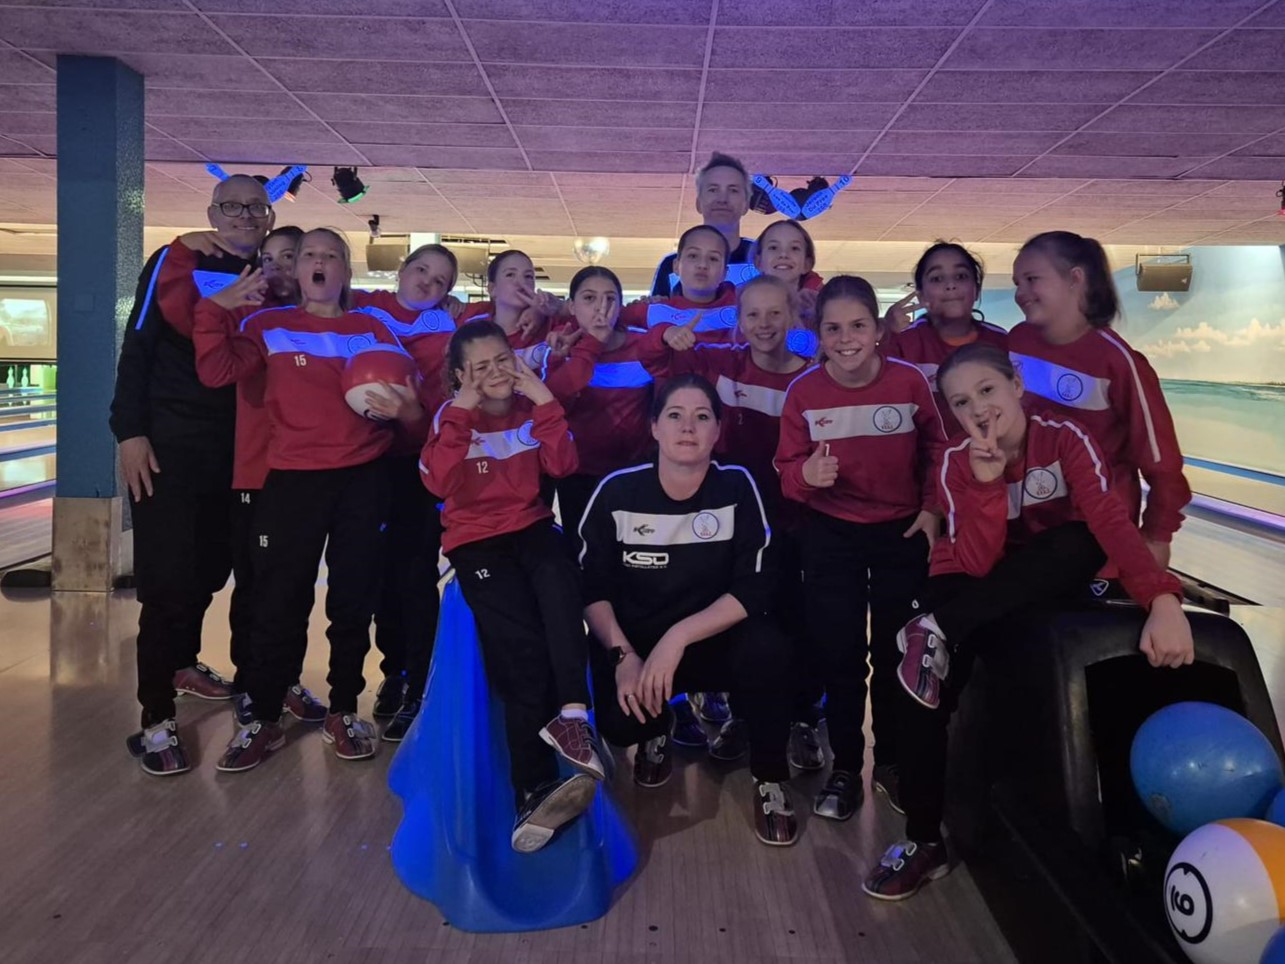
1163, 818, 1285, 964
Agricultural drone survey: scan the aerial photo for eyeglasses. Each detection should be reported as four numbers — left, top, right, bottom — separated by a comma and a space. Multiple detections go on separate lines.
213, 201, 272, 219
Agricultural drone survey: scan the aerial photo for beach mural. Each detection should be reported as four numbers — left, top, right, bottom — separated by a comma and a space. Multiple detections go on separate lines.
978, 245, 1285, 478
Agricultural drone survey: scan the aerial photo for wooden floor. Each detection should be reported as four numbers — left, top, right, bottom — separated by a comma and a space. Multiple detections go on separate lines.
0, 584, 1018, 964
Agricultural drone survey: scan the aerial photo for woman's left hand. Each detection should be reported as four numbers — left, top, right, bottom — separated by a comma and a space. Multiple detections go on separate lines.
1139, 594, 1195, 669
638, 632, 686, 717
903, 509, 940, 556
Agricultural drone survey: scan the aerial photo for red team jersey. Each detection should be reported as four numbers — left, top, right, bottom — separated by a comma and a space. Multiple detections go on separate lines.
618, 283, 740, 344
884, 318, 1010, 433
932, 411, 1182, 607
541, 330, 656, 478
455, 300, 551, 349
193, 302, 404, 473
775, 357, 947, 524
1007, 322, 1190, 543
421, 397, 579, 554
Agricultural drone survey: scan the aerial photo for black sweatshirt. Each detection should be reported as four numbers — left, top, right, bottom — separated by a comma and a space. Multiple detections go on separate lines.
577, 460, 773, 646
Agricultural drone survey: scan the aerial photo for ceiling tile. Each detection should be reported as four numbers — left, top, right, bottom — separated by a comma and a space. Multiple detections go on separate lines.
859, 155, 1031, 177
425, 169, 554, 185
978, 0, 1267, 27
209, 14, 464, 61
193, 0, 449, 12
467, 22, 707, 67
331, 122, 514, 148
892, 103, 1107, 132
943, 28, 1217, 70
297, 94, 500, 124
918, 70, 1157, 103
1198, 179, 1280, 197
146, 88, 305, 119
0, 52, 53, 85
1181, 31, 1285, 70
182, 139, 368, 165
5, 134, 54, 154
704, 69, 925, 103
1019, 155, 1216, 178
1073, 180, 1225, 196
700, 102, 900, 130
1246, 3, 1285, 25
145, 139, 206, 162
718, 0, 986, 26
429, 182, 563, 199
524, 151, 690, 173
1086, 105, 1285, 134
552, 173, 684, 188
0, 85, 54, 112
455, 0, 708, 22
710, 27, 957, 69
1188, 156, 1285, 179
1233, 133, 1285, 156
1053, 132, 1256, 156
90, 53, 276, 91
3, 9, 233, 55
355, 146, 528, 169
515, 127, 690, 152
695, 130, 877, 154
503, 100, 695, 129
486, 66, 701, 102
260, 59, 489, 97
0, 113, 54, 136
872, 131, 1064, 155
0, 134, 43, 156
150, 117, 342, 143
1133, 72, 1285, 105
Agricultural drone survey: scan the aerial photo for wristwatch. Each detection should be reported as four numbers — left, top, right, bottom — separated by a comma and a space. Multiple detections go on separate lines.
610, 646, 633, 665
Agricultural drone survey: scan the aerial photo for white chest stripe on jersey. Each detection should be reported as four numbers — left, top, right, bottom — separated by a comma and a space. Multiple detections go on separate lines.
1010, 353, 1111, 412
1005, 459, 1069, 519
261, 328, 402, 360
467, 421, 540, 461
612, 505, 736, 547
646, 303, 740, 332
355, 305, 453, 338
716, 375, 787, 417
804, 401, 918, 441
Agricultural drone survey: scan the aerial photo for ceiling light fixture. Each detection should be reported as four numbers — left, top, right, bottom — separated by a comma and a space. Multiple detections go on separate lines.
572, 237, 610, 265
332, 166, 368, 204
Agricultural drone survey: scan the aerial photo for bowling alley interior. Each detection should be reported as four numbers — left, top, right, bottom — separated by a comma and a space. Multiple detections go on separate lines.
1, 2, 1284, 963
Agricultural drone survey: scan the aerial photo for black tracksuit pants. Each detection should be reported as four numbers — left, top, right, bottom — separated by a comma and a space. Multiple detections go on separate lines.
448, 520, 590, 800
900, 523, 1107, 843
244, 461, 390, 721
373, 455, 443, 701
801, 510, 928, 775
133, 443, 244, 724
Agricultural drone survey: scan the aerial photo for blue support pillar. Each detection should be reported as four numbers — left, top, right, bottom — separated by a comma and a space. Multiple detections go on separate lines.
52, 56, 144, 591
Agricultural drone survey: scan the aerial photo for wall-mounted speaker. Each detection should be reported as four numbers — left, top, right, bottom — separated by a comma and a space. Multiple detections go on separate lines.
1135, 254, 1192, 292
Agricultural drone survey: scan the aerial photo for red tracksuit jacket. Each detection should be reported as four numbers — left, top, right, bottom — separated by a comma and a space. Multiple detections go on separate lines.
193, 302, 403, 473
421, 396, 579, 554
1007, 322, 1190, 543
618, 283, 740, 344
775, 357, 947, 524
884, 318, 1010, 434
456, 300, 551, 349
932, 410, 1183, 607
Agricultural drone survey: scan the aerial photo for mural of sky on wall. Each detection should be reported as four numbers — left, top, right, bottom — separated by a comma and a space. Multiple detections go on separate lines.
978, 245, 1285, 477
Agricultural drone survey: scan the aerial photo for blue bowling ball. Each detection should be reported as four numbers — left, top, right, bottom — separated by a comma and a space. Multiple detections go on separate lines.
1267, 787, 1285, 829
1130, 701, 1283, 836
1264, 923, 1285, 964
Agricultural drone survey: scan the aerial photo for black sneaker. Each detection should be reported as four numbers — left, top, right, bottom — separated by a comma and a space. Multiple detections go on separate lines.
671, 697, 707, 748
634, 717, 674, 788
692, 691, 731, 724
753, 780, 799, 846
125, 718, 190, 776
511, 774, 598, 853
873, 763, 904, 815
787, 721, 825, 771
813, 769, 863, 821
380, 697, 421, 743
709, 718, 748, 762
373, 676, 406, 720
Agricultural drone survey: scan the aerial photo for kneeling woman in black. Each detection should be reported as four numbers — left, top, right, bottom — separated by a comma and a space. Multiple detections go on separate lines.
578, 373, 799, 846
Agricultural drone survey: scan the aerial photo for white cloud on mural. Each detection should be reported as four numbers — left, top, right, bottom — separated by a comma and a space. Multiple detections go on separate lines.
1149, 292, 1181, 311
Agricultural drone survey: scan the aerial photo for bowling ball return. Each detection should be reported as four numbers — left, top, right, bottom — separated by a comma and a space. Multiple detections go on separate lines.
942, 602, 1282, 964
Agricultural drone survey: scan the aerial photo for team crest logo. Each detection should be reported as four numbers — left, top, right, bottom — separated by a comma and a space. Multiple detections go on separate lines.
1024, 467, 1058, 500
1056, 373, 1084, 401
873, 405, 903, 433
692, 511, 720, 540
346, 333, 376, 354
516, 420, 537, 447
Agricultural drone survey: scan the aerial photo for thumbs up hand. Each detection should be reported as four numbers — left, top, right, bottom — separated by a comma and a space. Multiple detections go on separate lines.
662, 311, 703, 352
802, 441, 839, 488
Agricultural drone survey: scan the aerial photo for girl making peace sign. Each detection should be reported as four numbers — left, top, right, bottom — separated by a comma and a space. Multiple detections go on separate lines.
863, 342, 1194, 902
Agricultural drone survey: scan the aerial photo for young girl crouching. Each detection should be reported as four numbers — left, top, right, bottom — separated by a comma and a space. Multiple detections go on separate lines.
420, 320, 605, 854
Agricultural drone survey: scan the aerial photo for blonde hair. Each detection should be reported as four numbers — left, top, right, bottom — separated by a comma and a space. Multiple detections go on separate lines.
296, 227, 354, 311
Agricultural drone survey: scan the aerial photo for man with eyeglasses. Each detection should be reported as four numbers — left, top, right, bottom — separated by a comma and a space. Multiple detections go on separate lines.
110, 174, 275, 776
